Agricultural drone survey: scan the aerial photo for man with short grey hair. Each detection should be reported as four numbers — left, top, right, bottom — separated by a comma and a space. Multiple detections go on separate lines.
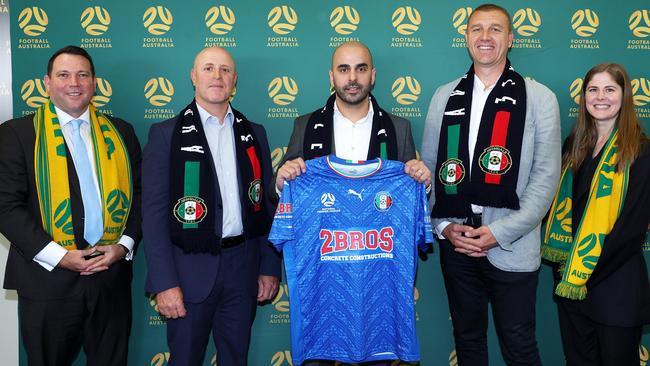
421, 4, 561, 365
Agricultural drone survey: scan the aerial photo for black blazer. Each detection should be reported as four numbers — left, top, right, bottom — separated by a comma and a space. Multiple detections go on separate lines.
0, 114, 142, 300
558, 142, 650, 327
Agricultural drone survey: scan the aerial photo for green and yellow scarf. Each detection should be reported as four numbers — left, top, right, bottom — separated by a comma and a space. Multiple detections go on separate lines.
34, 100, 132, 250
542, 130, 629, 300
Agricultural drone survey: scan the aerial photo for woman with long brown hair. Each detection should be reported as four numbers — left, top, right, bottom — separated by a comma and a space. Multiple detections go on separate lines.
542, 63, 650, 365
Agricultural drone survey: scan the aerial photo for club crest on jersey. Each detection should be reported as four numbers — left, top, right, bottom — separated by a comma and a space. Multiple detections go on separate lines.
478, 146, 512, 175
438, 158, 465, 186
374, 191, 393, 212
248, 179, 262, 205
173, 196, 207, 224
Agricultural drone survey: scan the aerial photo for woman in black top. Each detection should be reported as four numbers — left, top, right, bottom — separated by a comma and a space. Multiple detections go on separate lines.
543, 63, 650, 366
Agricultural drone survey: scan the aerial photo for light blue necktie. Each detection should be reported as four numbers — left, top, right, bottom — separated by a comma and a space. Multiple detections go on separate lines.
69, 119, 103, 246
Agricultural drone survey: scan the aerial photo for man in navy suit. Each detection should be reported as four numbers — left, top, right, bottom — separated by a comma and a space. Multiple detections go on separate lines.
0, 46, 142, 366
143, 47, 280, 366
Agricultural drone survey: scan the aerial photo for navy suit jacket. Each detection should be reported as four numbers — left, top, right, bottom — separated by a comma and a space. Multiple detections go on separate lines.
142, 110, 281, 303
0, 114, 142, 300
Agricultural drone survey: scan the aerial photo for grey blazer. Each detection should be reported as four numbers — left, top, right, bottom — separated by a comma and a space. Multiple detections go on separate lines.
421, 76, 561, 272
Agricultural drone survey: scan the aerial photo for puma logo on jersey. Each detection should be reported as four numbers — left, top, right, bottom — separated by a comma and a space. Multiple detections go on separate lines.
347, 188, 365, 200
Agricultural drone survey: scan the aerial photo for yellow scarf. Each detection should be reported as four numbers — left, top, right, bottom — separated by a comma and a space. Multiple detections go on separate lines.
34, 100, 132, 250
542, 131, 629, 300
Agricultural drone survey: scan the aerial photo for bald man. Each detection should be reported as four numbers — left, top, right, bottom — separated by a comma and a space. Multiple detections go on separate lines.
275, 41, 430, 195
143, 47, 280, 366
274, 41, 429, 365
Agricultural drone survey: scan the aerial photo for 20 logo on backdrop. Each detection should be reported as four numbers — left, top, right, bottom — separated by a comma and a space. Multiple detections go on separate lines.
512, 8, 543, 49
627, 9, 650, 49
390, 6, 423, 48
267, 76, 299, 119
92, 78, 113, 115
632, 77, 650, 118
329, 6, 360, 47
567, 77, 583, 118
267, 5, 299, 48
391, 76, 422, 118
570, 9, 600, 49
450, 7, 471, 48
20, 78, 48, 112
80, 6, 113, 48
268, 283, 290, 325
204, 5, 237, 47
144, 77, 176, 120
17, 6, 50, 49
142, 5, 175, 48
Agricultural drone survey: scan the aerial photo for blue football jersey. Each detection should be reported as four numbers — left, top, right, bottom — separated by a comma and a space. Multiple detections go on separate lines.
269, 155, 433, 365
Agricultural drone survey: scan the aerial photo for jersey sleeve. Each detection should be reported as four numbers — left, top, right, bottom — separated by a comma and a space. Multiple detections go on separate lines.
268, 180, 295, 251
416, 183, 433, 252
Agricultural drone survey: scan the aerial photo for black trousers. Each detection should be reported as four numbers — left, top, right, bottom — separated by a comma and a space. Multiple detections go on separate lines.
19, 277, 132, 366
556, 298, 642, 366
439, 240, 541, 366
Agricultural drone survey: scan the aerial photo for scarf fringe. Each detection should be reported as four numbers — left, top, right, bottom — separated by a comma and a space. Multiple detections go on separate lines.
555, 281, 587, 300
541, 246, 568, 263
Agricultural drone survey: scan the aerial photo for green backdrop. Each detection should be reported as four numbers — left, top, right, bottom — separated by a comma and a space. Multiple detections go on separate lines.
8, 0, 650, 364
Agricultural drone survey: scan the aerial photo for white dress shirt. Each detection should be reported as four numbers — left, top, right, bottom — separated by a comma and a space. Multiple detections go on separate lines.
33, 106, 135, 271
332, 100, 374, 161
196, 103, 243, 238
434, 75, 498, 238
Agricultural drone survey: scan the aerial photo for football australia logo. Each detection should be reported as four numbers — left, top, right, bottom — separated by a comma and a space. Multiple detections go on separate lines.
627, 10, 650, 49
80, 6, 112, 48
391, 76, 422, 118
150, 352, 170, 366
271, 350, 293, 366
267, 5, 299, 48
20, 78, 48, 112
269, 284, 290, 325
329, 6, 361, 47
17, 7, 50, 49
449, 349, 459, 366
512, 8, 542, 49
148, 294, 166, 326
143, 77, 176, 120
92, 77, 113, 115
271, 147, 288, 172
570, 9, 600, 49
142, 5, 175, 48
450, 7, 472, 48
568, 78, 583, 118
631, 78, 650, 118
267, 76, 299, 119
641, 344, 649, 365
390, 6, 423, 48
204, 5, 237, 47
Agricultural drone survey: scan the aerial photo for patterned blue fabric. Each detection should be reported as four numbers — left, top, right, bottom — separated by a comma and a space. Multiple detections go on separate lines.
269, 155, 433, 365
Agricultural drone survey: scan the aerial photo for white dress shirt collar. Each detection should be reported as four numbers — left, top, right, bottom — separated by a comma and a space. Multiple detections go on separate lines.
333, 99, 374, 125
196, 102, 234, 127
54, 106, 91, 127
